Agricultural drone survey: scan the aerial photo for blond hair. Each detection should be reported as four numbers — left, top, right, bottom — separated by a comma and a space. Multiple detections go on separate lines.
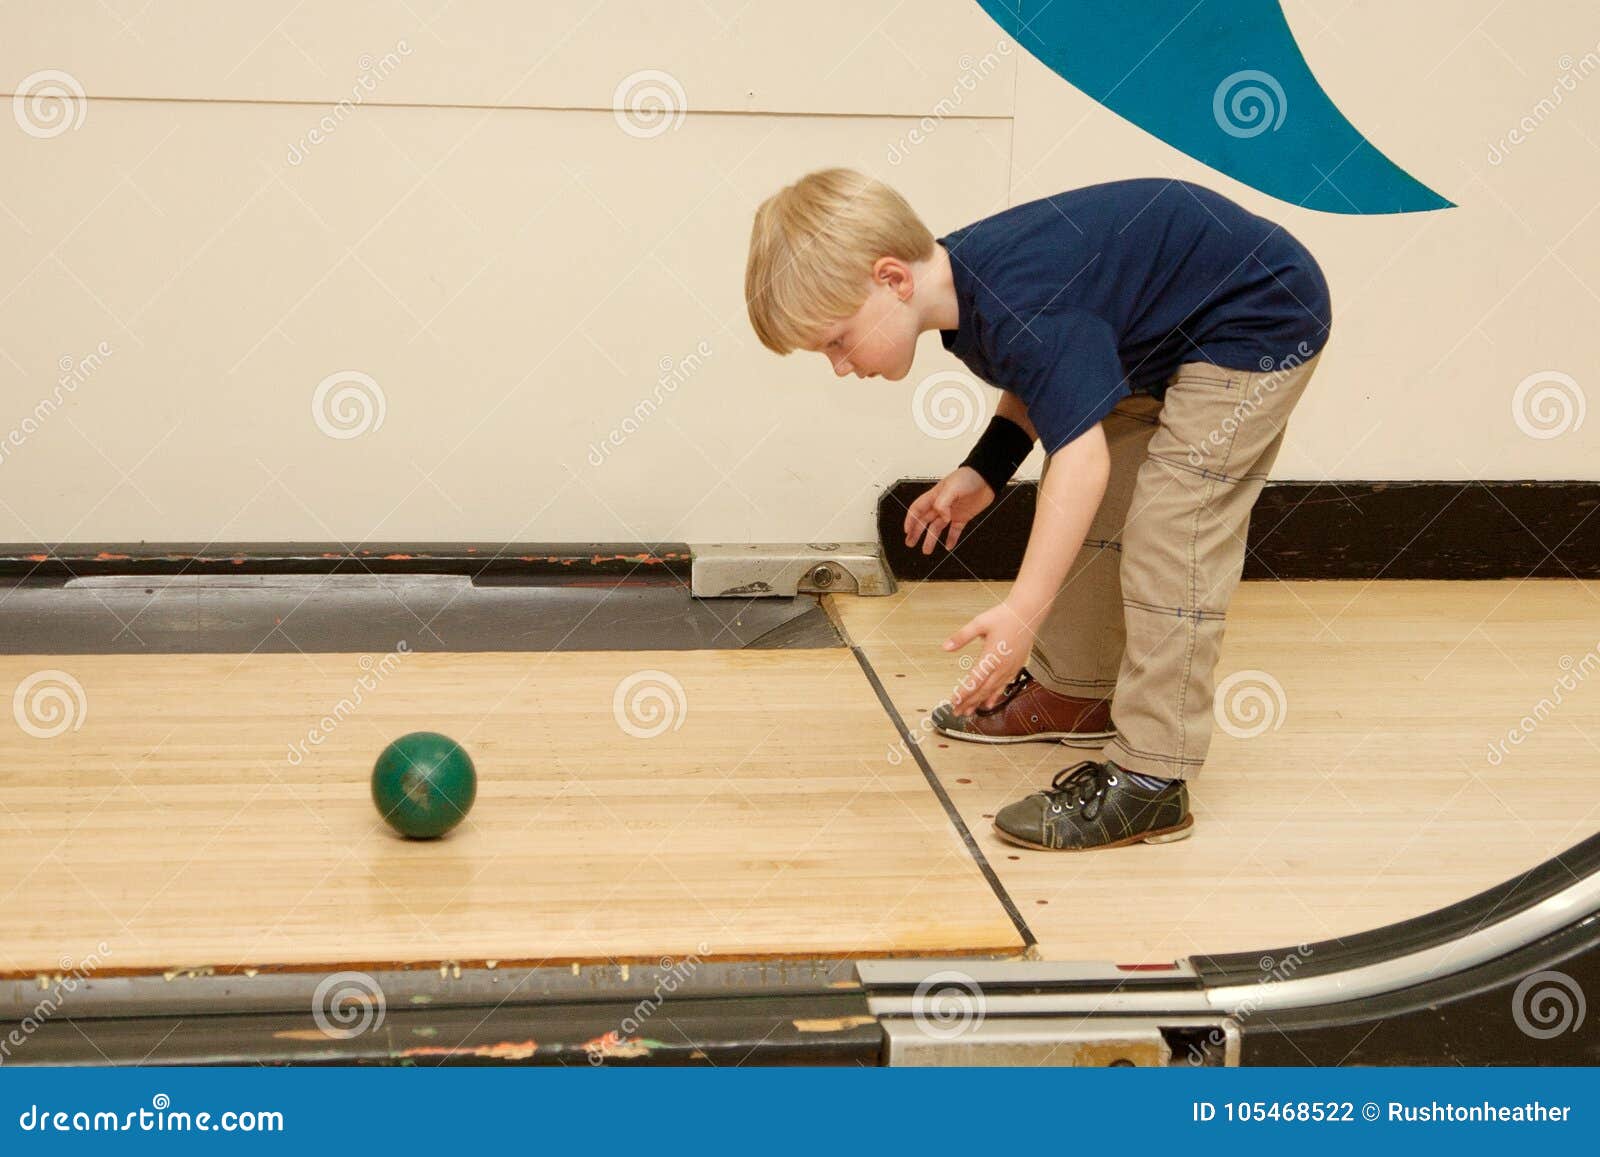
744, 168, 935, 355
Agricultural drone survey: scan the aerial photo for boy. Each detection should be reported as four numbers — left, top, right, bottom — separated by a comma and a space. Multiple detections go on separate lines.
744, 169, 1331, 852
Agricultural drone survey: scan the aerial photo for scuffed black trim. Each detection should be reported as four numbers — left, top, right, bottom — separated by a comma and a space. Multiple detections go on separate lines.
0, 542, 692, 580
879, 480, 1600, 580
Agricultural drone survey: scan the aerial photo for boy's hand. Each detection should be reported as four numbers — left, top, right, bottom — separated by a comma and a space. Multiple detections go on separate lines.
943, 600, 1036, 711
903, 466, 994, 555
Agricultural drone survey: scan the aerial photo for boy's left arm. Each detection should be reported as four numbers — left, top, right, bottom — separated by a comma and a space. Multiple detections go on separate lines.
943, 421, 1110, 710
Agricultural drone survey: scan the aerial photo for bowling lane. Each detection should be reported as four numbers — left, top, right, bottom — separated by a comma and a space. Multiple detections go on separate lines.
832, 579, 1600, 962
0, 648, 1027, 976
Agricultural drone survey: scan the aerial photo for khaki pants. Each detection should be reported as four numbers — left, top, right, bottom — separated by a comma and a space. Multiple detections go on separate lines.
1029, 353, 1321, 780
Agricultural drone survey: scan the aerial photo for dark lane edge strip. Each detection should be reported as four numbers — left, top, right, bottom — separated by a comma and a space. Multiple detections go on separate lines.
847, 645, 1038, 952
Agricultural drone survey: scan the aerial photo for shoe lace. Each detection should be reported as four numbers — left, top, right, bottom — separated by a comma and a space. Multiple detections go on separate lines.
974, 666, 1033, 716
1041, 760, 1116, 821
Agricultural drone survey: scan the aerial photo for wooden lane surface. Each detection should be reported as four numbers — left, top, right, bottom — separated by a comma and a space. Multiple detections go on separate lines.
830, 579, 1600, 962
0, 648, 1026, 976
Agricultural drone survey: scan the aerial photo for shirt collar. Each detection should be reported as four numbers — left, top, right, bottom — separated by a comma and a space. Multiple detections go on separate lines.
936, 230, 979, 360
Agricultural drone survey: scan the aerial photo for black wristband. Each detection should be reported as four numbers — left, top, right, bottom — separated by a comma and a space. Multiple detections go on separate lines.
960, 415, 1035, 493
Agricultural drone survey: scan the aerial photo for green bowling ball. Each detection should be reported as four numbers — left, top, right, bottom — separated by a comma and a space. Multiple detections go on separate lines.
371, 731, 477, 839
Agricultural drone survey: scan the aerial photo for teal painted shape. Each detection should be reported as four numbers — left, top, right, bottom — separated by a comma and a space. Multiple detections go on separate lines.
980, 0, 1453, 214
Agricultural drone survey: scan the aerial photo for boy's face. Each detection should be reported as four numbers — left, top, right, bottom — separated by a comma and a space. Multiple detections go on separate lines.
806, 263, 921, 381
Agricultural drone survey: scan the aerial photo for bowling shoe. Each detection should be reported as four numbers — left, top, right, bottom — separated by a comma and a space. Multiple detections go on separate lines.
931, 667, 1115, 745
992, 760, 1193, 851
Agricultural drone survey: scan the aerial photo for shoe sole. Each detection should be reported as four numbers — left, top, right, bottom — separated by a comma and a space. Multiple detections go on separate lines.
933, 724, 1117, 747
992, 815, 1195, 852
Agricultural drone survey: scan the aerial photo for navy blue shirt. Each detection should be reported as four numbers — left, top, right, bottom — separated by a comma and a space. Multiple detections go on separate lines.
938, 179, 1332, 454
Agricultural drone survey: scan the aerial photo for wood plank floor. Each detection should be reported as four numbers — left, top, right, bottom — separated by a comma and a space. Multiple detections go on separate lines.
830, 579, 1600, 962
0, 648, 1026, 976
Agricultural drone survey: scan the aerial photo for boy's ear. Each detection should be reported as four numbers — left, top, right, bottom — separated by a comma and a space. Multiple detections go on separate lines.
872, 256, 915, 300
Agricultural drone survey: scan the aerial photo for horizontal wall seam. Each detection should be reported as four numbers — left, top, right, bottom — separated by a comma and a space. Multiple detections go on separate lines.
0, 92, 1017, 119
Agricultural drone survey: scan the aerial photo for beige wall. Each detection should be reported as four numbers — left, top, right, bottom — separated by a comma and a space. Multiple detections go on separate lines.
2, 2, 1595, 545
